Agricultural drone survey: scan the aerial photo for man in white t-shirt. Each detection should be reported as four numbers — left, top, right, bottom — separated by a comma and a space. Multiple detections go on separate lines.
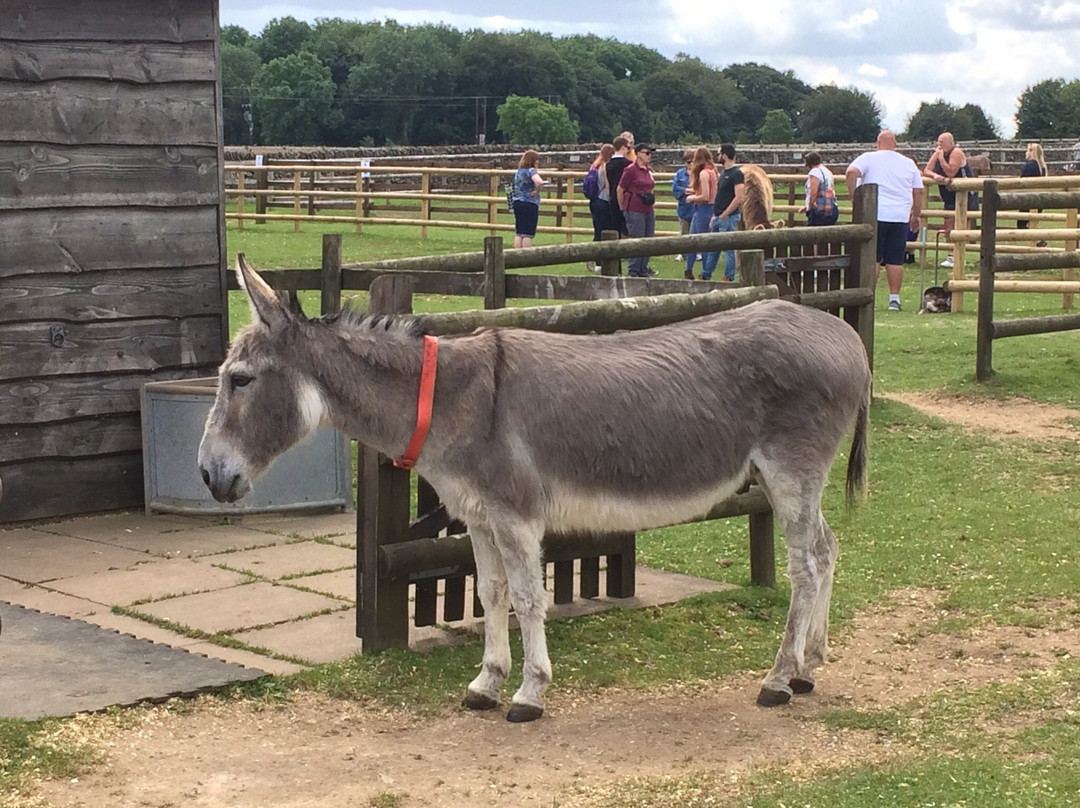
846, 130, 924, 311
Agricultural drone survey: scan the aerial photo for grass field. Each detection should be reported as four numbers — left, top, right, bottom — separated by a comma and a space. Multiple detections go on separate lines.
4, 218, 1079, 807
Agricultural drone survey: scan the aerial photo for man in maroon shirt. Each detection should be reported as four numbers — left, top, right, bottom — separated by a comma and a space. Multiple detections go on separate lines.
618, 143, 657, 277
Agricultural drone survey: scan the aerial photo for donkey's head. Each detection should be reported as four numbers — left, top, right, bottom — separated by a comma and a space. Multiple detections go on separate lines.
198, 255, 326, 503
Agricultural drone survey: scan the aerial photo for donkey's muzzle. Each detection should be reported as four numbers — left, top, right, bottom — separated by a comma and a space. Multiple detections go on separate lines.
199, 462, 251, 503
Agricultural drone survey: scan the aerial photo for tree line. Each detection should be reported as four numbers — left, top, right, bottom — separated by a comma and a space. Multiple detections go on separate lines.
222, 18, 1060, 148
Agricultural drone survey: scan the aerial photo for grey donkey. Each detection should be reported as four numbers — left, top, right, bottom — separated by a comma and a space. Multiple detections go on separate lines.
199, 256, 872, 722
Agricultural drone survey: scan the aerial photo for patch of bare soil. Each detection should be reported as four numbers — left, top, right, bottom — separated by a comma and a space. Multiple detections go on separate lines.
884, 391, 1080, 442
33, 589, 1080, 808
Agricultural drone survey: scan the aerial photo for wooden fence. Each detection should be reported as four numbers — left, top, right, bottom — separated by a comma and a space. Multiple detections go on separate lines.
239, 185, 879, 653
943, 175, 1080, 312
972, 181, 1080, 380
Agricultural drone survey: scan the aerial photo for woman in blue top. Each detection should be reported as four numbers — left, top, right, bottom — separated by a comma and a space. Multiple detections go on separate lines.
512, 149, 544, 248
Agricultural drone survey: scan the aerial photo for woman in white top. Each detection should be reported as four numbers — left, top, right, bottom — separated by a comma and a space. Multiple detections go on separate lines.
800, 151, 838, 226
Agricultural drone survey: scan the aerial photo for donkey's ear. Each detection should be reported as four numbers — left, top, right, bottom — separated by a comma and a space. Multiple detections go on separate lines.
236, 254, 289, 330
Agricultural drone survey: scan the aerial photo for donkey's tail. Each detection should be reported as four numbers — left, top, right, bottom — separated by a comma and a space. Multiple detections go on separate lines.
845, 382, 870, 507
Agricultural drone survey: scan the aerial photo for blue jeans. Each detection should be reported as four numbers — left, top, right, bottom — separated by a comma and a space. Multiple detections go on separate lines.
711, 212, 741, 281
687, 204, 716, 277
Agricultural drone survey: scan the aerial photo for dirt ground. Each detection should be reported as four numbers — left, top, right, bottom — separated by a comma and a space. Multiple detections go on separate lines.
30, 589, 1079, 808
29, 396, 1080, 808
883, 391, 1080, 443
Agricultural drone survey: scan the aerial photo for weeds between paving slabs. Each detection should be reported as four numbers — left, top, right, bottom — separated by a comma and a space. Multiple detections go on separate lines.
5, 223, 1077, 807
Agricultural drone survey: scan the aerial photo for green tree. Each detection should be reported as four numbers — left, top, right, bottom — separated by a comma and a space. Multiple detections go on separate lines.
1016, 79, 1066, 138
904, 100, 972, 140
495, 95, 580, 144
221, 42, 263, 145
798, 86, 883, 142
344, 23, 461, 145
722, 62, 812, 139
1053, 80, 1080, 138
221, 24, 252, 48
256, 16, 313, 63
641, 56, 742, 142
254, 50, 337, 145
960, 103, 1000, 139
758, 109, 795, 143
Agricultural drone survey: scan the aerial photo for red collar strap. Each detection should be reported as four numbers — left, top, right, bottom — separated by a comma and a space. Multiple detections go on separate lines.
393, 335, 439, 470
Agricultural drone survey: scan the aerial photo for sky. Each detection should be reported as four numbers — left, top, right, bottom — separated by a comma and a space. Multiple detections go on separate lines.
219, 1, 1080, 139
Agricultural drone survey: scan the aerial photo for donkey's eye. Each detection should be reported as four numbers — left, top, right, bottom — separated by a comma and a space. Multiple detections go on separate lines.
230, 373, 254, 392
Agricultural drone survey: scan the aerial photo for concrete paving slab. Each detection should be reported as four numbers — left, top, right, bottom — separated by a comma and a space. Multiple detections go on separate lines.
294, 569, 356, 601
81, 611, 204, 648
35, 511, 196, 542
182, 642, 308, 676
48, 558, 251, 606
233, 609, 361, 664
0, 601, 267, 720
211, 541, 356, 581
111, 525, 289, 558
242, 511, 357, 541
0, 580, 104, 618
0, 531, 150, 583
135, 581, 346, 634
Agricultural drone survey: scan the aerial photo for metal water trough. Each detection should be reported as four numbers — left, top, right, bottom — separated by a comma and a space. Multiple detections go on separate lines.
140, 378, 351, 515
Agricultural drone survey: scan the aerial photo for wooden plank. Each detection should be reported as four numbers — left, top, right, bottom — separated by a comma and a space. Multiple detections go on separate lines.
442, 576, 466, 622
0, 40, 217, 82
0, 453, 144, 523
0, 81, 217, 146
579, 556, 600, 599
414, 581, 438, 627
0, 267, 223, 323
0, 144, 218, 210
0, 414, 141, 462
0, 316, 223, 381
0, 207, 220, 277
553, 560, 574, 605
2, 0, 217, 42
0, 368, 213, 426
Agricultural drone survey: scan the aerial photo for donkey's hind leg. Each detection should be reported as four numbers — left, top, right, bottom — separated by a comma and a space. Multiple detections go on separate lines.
790, 516, 838, 695
463, 521, 512, 711
753, 458, 833, 707
492, 516, 551, 723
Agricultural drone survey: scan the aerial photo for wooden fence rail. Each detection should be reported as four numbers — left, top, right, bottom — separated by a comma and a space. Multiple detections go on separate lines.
974, 180, 1080, 380
241, 188, 879, 652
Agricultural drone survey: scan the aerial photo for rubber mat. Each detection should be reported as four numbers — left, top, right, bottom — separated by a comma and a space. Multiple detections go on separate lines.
0, 601, 267, 720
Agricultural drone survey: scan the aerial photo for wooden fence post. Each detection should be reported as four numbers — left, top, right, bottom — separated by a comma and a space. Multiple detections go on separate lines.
357, 275, 416, 653
235, 168, 245, 230
420, 171, 431, 240
321, 233, 343, 316
255, 166, 268, 223
483, 236, 506, 310
847, 184, 878, 373
554, 176, 565, 231
292, 170, 302, 233
739, 249, 766, 287
599, 229, 621, 276
565, 176, 575, 244
488, 173, 500, 236
1064, 207, 1077, 310
354, 170, 364, 234
976, 180, 999, 381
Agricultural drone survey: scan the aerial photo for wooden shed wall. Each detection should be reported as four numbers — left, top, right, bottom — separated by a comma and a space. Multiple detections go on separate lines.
0, 0, 228, 522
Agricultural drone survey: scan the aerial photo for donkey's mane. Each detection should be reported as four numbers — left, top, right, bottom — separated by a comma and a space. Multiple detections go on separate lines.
313, 304, 427, 339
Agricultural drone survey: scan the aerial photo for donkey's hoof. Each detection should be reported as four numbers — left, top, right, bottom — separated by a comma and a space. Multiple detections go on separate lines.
790, 677, 815, 694
756, 687, 792, 707
462, 691, 500, 711
506, 703, 544, 723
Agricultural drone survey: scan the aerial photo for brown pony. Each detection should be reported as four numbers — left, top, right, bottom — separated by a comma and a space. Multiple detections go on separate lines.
740, 164, 783, 230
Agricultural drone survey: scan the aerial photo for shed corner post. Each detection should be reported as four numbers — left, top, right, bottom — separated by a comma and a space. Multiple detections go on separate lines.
356, 274, 416, 653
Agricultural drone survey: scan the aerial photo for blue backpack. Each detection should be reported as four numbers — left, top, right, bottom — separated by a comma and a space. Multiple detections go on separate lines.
582, 166, 600, 200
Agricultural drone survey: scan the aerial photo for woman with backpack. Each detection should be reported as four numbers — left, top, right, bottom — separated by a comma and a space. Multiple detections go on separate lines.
512, 149, 545, 248
800, 151, 839, 226
583, 143, 614, 270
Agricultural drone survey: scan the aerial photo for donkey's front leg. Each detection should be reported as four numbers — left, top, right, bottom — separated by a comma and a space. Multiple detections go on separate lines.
496, 519, 551, 723
463, 521, 511, 711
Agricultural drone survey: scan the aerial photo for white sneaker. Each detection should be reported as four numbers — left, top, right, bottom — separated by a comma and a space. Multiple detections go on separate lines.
675, 254, 684, 262
940, 256, 954, 268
